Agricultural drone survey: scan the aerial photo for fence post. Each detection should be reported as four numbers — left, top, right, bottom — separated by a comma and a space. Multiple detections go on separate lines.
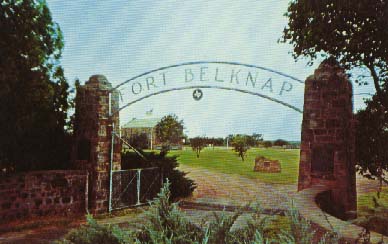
136, 169, 141, 205
108, 92, 114, 213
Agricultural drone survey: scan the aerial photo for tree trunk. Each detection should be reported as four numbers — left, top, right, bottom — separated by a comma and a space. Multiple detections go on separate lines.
367, 64, 387, 109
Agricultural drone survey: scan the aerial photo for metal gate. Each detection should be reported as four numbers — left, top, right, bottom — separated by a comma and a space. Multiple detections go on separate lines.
110, 167, 162, 210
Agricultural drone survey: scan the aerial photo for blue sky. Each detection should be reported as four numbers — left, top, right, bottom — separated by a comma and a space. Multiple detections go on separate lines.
46, 0, 375, 141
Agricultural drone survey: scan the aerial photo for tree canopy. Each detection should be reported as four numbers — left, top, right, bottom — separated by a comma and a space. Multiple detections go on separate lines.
356, 82, 388, 189
227, 134, 263, 148
0, 0, 71, 172
263, 141, 273, 148
281, 0, 388, 107
190, 137, 206, 158
274, 139, 289, 147
231, 135, 249, 161
282, 0, 388, 187
155, 114, 184, 152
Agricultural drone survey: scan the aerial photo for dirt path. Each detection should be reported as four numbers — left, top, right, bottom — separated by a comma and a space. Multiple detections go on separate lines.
179, 164, 385, 209
178, 164, 296, 210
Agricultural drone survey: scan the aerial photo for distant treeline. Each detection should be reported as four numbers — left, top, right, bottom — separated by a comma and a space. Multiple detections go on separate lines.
186, 134, 300, 148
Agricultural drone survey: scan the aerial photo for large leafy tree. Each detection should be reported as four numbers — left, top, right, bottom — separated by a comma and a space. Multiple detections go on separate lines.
155, 114, 184, 153
281, 0, 388, 186
281, 0, 388, 107
356, 82, 388, 195
0, 0, 71, 172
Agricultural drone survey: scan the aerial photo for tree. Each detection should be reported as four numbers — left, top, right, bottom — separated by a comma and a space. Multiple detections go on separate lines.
274, 139, 289, 147
246, 133, 263, 147
128, 133, 149, 150
263, 141, 273, 148
281, 0, 388, 108
281, 0, 388, 191
231, 135, 249, 161
155, 114, 184, 154
0, 0, 71, 172
356, 84, 388, 197
190, 137, 206, 158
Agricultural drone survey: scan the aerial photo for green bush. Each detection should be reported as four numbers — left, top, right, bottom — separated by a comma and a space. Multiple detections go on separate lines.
206, 211, 241, 244
121, 151, 196, 200
56, 214, 133, 244
231, 202, 273, 242
277, 200, 315, 243
57, 182, 344, 244
136, 179, 204, 244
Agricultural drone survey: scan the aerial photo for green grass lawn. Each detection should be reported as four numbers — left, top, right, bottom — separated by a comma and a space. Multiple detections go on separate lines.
168, 147, 300, 184
356, 187, 388, 236
358, 187, 388, 211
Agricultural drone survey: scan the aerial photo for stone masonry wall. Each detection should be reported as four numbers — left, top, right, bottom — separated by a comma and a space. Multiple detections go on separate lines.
0, 170, 88, 223
72, 75, 121, 214
298, 60, 357, 219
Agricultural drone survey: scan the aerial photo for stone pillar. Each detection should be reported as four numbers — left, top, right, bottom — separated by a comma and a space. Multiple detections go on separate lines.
72, 75, 121, 214
298, 60, 356, 219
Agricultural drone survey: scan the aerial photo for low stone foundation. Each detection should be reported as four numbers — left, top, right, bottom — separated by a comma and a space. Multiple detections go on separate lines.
253, 156, 281, 173
294, 185, 386, 243
0, 170, 88, 223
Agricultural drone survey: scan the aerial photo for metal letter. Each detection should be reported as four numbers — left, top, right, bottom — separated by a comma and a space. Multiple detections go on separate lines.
230, 69, 241, 84
161, 72, 167, 86
185, 69, 194, 82
246, 72, 258, 88
214, 68, 224, 82
279, 81, 293, 95
132, 82, 142, 94
261, 78, 273, 93
200, 66, 208, 81
146, 76, 157, 90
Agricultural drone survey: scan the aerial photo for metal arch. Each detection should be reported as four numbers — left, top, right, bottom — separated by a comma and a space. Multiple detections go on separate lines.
112, 85, 303, 116
111, 61, 304, 91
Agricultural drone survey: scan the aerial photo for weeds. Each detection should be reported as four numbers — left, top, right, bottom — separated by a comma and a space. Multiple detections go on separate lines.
58, 180, 352, 244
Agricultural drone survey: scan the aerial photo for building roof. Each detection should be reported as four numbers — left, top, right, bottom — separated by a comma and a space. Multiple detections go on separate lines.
122, 117, 161, 129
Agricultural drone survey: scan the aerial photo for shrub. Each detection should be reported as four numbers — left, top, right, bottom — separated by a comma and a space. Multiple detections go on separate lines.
126, 133, 149, 150
207, 211, 241, 244
56, 214, 133, 244
230, 202, 273, 242
277, 201, 315, 244
137, 180, 274, 244
136, 179, 204, 244
56, 182, 346, 244
121, 151, 196, 200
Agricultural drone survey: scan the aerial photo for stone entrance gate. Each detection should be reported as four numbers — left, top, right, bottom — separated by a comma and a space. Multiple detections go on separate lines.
71, 60, 356, 219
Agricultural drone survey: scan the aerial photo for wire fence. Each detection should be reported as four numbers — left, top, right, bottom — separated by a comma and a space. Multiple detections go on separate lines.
111, 167, 162, 210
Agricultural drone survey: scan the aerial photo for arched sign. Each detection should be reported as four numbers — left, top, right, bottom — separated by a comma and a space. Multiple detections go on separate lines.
110, 61, 304, 114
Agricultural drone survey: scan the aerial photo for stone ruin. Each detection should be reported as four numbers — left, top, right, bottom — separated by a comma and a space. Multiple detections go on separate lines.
253, 156, 281, 173
298, 60, 356, 220
71, 75, 121, 213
